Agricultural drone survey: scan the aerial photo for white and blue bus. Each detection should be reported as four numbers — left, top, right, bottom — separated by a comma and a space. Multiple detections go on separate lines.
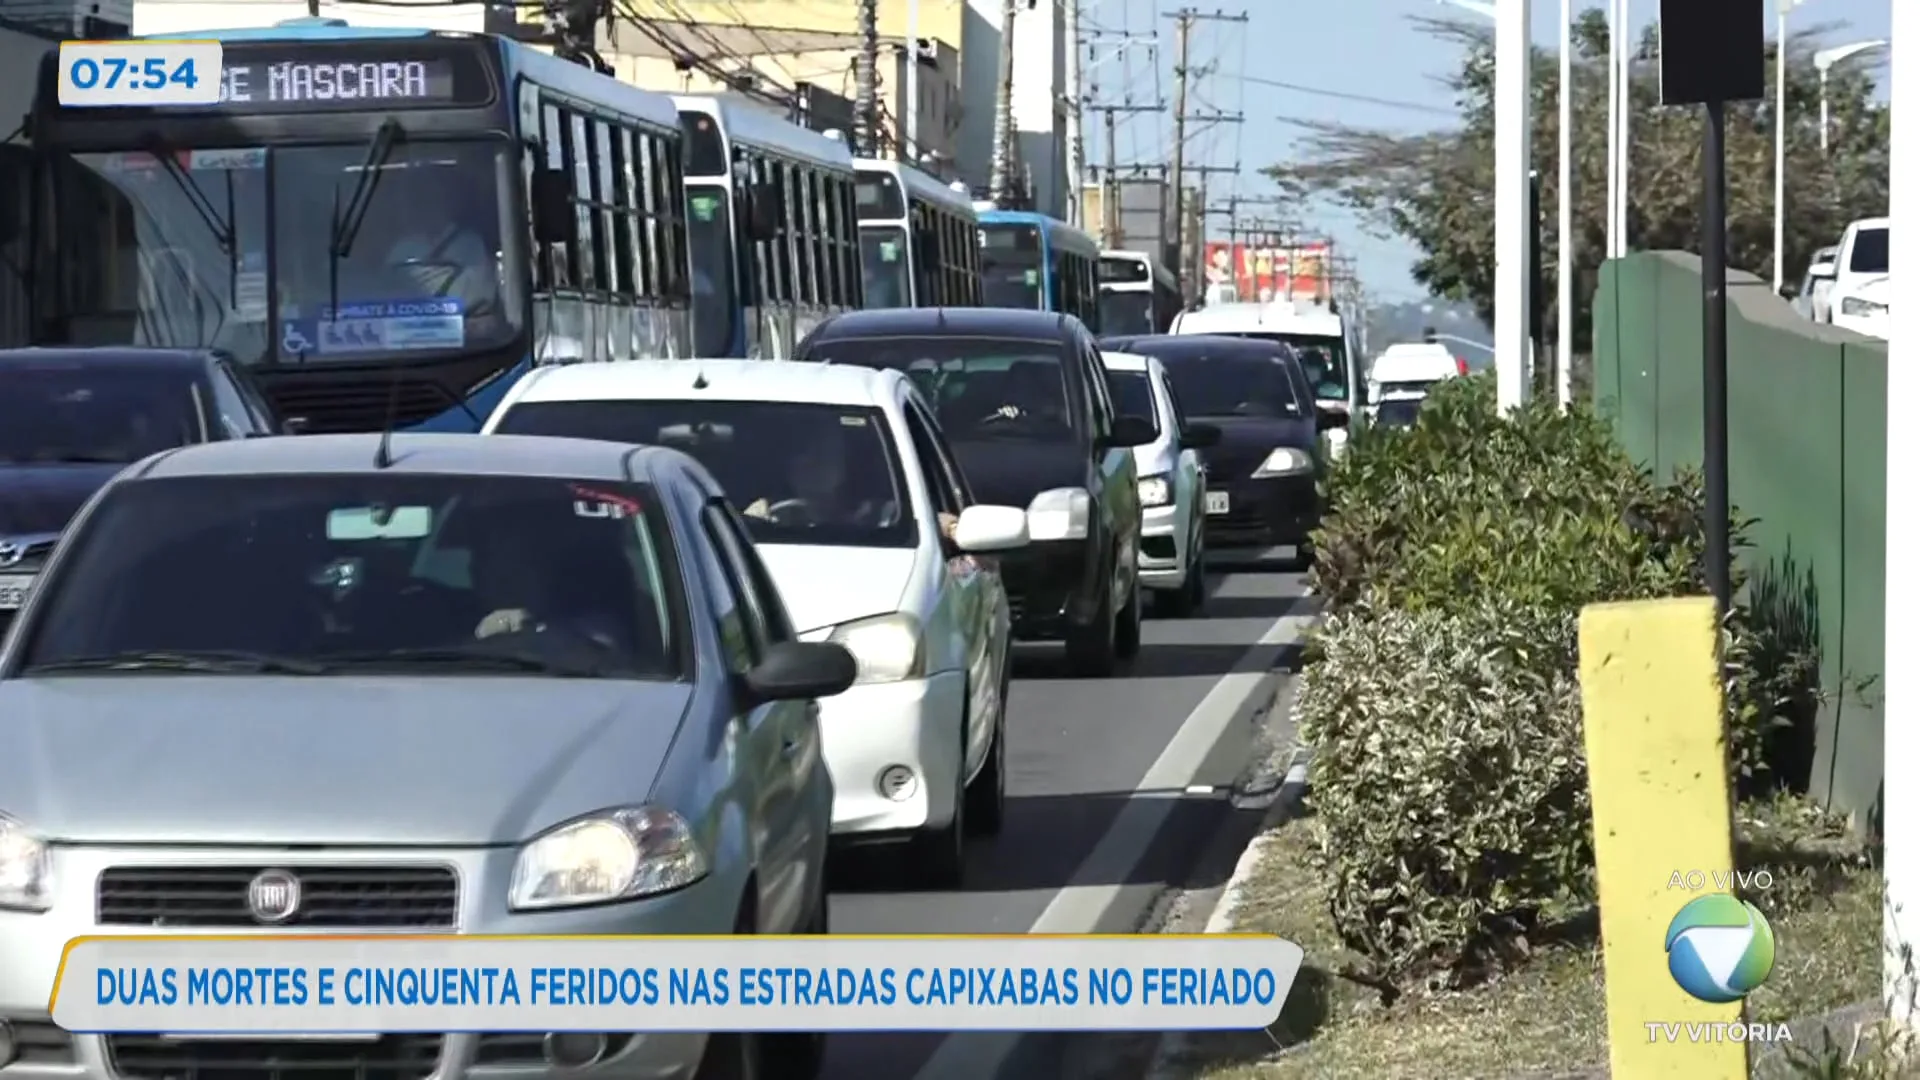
674, 94, 862, 358
1098, 248, 1180, 335
22, 20, 692, 432
853, 157, 981, 308
976, 209, 1102, 331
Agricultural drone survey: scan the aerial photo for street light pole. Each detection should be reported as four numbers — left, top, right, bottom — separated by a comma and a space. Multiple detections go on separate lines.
1614, 0, 1631, 256
1494, 0, 1532, 412
1555, 0, 1573, 407
1772, 0, 1803, 293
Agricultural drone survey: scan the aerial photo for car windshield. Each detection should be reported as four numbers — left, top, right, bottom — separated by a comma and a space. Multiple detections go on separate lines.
1160, 353, 1305, 419
685, 184, 737, 357
1099, 291, 1154, 336
1850, 227, 1889, 274
0, 364, 203, 464
495, 400, 916, 549
1218, 333, 1350, 399
19, 474, 682, 679
52, 140, 523, 368
1374, 397, 1424, 429
860, 226, 911, 309
808, 336, 1077, 444
1105, 370, 1159, 433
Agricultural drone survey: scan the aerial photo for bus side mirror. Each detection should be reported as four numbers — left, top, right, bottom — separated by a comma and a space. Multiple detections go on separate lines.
747, 181, 782, 241
530, 169, 573, 246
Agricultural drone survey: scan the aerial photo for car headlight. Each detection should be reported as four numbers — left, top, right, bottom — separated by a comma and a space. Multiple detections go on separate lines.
508, 807, 708, 911
1137, 474, 1172, 508
1251, 447, 1315, 478
1027, 487, 1091, 541
1841, 296, 1887, 317
827, 612, 925, 685
0, 814, 52, 912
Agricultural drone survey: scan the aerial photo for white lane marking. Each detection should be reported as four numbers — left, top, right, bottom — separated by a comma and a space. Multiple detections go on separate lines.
909, 606, 1315, 1080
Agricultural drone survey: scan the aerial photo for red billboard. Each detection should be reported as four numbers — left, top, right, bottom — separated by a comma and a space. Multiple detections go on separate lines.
1201, 241, 1333, 303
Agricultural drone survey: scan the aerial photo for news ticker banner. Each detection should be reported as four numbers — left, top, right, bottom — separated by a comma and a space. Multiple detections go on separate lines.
58, 935, 1305, 1033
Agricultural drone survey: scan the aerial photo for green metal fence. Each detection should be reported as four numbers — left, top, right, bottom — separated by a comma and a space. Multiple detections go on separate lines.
1591, 251, 1885, 825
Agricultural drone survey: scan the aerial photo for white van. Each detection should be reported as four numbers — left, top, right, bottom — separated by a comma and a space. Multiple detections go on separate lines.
1367, 343, 1466, 399
1168, 297, 1363, 421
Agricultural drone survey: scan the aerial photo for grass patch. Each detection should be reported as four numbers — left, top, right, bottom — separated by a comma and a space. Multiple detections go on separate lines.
1176, 795, 1881, 1080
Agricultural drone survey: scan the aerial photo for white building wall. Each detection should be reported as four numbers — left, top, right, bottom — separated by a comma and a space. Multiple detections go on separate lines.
1009, 0, 1062, 217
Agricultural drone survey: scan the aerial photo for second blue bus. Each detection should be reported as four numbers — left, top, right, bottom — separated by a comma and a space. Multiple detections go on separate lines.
23, 20, 693, 432
975, 209, 1102, 331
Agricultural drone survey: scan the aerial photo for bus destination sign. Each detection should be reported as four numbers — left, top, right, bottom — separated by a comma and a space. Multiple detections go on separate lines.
216, 58, 458, 109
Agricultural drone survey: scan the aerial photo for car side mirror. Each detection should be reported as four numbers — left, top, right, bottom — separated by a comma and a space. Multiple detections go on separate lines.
1181, 421, 1221, 449
742, 641, 857, 704
952, 505, 1030, 553
1315, 406, 1350, 431
530, 168, 574, 246
1107, 415, 1157, 448
282, 416, 310, 435
746, 180, 782, 241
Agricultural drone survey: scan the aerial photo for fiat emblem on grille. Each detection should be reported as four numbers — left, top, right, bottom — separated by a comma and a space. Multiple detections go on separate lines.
246, 869, 302, 924
0, 542, 22, 567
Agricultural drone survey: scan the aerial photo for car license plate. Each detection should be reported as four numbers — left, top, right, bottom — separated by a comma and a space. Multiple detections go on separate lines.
0, 574, 33, 610
1205, 491, 1230, 515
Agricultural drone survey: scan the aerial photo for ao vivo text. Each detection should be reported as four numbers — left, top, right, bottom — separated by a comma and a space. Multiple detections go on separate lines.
1667, 869, 1775, 892
1646, 1021, 1793, 1045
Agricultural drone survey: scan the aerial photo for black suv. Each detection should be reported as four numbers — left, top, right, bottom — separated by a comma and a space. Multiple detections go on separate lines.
0, 348, 291, 632
796, 309, 1155, 676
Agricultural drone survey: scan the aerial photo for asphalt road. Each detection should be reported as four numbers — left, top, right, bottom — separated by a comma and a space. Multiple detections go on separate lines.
820, 565, 1315, 1080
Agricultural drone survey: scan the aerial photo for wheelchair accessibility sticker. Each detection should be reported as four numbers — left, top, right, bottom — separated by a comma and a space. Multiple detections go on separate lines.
282, 299, 465, 356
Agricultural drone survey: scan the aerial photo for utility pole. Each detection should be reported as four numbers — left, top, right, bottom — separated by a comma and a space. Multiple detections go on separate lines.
1167, 7, 1247, 301
1064, 0, 1085, 227
1083, 27, 1162, 247
988, 0, 1019, 204
854, 0, 880, 155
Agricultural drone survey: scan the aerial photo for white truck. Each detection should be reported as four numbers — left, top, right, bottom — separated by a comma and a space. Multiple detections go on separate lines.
1827, 216, 1889, 339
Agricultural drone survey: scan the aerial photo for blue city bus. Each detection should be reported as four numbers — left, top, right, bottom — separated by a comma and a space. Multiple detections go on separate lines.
22, 20, 691, 433
674, 94, 862, 359
976, 209, 1102, 331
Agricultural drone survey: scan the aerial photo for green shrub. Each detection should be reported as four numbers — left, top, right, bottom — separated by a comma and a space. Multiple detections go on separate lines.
1296, 600, 1589, 984
1295, 373, 1817, 986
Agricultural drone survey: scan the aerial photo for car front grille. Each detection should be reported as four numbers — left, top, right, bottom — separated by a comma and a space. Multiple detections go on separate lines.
97, 865, 459, 929
106, 1034, 443, 1080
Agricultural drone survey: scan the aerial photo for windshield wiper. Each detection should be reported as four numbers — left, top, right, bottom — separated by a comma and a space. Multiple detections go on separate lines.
142, 137, 233, 255
328, 118, 404, 318
318, 647, 607, 678
25, 650, 329, 675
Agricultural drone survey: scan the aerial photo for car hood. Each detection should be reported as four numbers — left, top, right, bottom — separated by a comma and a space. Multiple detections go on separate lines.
755, 545, 915, 634
1192, 416, 1321, 476
946, 439, 1088, 508
0, 463, 123, 537
0, 677, 692, 846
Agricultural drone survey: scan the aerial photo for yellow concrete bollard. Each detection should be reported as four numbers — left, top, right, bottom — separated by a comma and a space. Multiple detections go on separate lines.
1579, 596, 1747, 1079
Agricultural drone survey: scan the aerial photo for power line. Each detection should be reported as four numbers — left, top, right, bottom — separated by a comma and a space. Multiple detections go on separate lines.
1236, 73, 1458, 117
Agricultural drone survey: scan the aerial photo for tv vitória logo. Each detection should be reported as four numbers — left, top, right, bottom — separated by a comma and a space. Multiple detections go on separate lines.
1665, 893, 1776, 1003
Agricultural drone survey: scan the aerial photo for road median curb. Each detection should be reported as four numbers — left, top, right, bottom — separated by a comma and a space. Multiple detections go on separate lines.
1145, 737, 1313, 1080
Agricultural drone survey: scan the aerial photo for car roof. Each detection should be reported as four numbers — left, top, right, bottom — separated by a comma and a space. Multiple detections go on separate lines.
1171, 300, 1345, 337
130, 433, 659, 482
503, 359, 908, 410
1370, 344, 1460, 382
1102, 334, 1286, 359
807, 307, 1078, 341
0, 347, 212, 372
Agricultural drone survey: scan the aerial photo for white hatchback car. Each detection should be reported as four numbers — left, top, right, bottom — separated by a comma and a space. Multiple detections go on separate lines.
1099, 351, 1217, 616
483, 360, 1029, 887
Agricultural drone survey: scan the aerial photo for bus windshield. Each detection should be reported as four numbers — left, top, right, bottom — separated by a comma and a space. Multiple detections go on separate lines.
1098, 289, 1154, 336
860, 226, 911, 309
53, 139, 522, 368
685, 184, 737, 357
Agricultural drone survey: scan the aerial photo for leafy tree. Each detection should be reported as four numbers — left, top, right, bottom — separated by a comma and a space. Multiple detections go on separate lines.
1265, 14, 1889, 351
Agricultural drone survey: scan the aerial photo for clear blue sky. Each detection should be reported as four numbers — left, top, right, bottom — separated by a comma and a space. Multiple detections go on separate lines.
1085, 0, 1892, 303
